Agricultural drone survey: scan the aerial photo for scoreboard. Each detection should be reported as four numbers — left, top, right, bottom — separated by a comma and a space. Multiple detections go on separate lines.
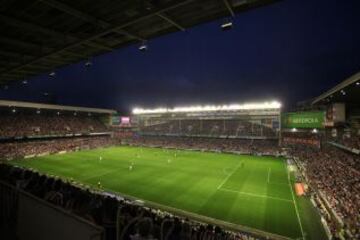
111, 115, 131, 127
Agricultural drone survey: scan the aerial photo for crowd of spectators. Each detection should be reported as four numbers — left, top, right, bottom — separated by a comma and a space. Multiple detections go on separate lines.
0, 164, 264, 240
139, 119, 278, 138
288, 145, 360, 239
127, 135, 280, 155
1, 109, 359, 240
0, 136, 114, 160
332, 135, 360, 150
324, 126, 360, 150
0, 111, 108, 138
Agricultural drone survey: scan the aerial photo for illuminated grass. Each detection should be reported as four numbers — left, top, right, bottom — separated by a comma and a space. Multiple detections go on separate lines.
11, 146, 327, 239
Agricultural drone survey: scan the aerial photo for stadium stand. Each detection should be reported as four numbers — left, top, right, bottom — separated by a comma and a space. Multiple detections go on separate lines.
0, 101, 115, 160
133, 103, 281, 139
139, 119, 278, 138
0, 164, 266, 240
0, 113, 108, 138
281, 71, 360, 240
289, 145, 360, 239
0, 136, 115, 160
327, 131, 360, 151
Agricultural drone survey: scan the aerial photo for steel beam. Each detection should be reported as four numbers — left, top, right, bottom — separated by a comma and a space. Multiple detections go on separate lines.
223, 0, 235, 17
157, 13, 185, 31
0, 13, 113, 51
0, 0, 193, 77
39, 0, 145, 41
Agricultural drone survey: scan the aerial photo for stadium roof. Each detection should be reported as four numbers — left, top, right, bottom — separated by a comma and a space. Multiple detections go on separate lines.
0, 99, 116, 114
0, 0, 279, 85
311, 71, 360, 105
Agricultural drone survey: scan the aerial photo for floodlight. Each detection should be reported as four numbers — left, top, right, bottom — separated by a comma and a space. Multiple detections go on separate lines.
85, 60, 92, 67
356, 82, 359, 86
139, 42, 148, 52
22, 80, 28, 85
312, 128, 318, 133
133, 101, 282, 114
12, 108, 16, 113
49, 71, 56, 77
221, 21, 233, 31
36, 109, 41, 114
291, 128, 297, 132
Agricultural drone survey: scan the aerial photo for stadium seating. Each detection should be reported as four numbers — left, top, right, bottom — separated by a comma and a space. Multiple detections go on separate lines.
127, 135, 280, 155
0, 111, 108, 138
0, 110, 113, 160
341, 136, 360, 149
0, 136, 114, 160
330, 134, 360, 150
138, 119, 278, 138
289, 145, 360, 238
322, 123, 360, 150
0, 164, 264, 240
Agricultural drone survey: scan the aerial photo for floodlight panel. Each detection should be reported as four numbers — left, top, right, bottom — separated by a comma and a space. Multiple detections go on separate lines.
133, 101, 282, 114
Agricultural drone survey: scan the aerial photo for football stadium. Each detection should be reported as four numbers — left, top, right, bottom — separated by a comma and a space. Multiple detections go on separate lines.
1, 1, 360, 240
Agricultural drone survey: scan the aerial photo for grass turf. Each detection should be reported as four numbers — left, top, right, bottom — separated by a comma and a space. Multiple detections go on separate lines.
10, 146, 327, 239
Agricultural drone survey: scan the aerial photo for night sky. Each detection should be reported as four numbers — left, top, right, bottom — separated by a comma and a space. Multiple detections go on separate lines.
1, 0, 360, 113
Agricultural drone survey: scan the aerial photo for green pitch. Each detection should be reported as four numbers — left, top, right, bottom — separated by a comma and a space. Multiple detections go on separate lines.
10, 146, 327, 240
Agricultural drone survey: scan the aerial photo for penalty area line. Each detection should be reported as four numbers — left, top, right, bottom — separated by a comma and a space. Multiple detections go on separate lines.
217, 161, 242, 190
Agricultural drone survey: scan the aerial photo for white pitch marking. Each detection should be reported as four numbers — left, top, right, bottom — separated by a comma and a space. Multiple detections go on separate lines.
267, 167, 271, 183
217, 161, 242, 190
222, 167, 232, 175
218, 187, 293, 203
286, 160, 305, 240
